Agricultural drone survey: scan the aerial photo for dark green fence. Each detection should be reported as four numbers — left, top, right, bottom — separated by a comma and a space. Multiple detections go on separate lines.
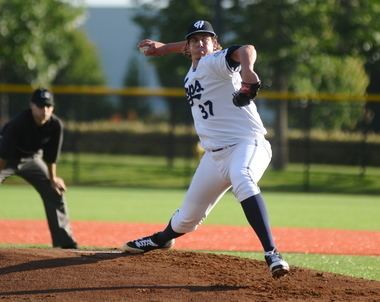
1, 86, 379, 194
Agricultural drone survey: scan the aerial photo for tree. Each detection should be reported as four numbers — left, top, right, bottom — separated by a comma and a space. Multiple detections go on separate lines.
53, 30, 111, 121
289, 55, 369, 130
228, 0, 378, 166
328, 0, 380, 132
119, 55, 152, 120
228, 0, 332, 169
0, 0, 83, 85
0, 0, 110, 121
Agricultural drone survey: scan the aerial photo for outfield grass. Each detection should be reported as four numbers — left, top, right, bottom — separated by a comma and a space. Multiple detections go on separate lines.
1, 186, 379, 230
6, 153, 379, 194
215, 251, 380, 281
1, 185, 379, 280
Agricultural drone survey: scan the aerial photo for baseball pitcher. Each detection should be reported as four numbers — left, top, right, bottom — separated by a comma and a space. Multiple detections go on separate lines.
122, 20, 289, 279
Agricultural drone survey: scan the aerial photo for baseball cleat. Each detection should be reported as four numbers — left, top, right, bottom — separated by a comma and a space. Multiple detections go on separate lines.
121, 234, 175, 254
54, 241, 79, 249
265, 249, 290, 279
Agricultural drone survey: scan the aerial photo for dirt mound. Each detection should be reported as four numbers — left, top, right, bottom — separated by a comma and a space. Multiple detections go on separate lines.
0, 248, 379, 302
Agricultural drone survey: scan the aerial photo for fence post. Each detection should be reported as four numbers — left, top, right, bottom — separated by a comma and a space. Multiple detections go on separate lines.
166, 100, 176, 168
303, 100, 312, 191
272, 100, 288, 170
72, 129, 81, 185
0, 94, 9, 127
358, 105, 375, 178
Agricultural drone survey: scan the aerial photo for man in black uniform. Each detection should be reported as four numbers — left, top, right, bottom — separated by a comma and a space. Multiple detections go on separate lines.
0, 88, 78, 249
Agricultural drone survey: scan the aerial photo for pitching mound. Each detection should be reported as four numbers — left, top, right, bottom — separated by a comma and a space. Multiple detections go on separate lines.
0, 248, 379, 302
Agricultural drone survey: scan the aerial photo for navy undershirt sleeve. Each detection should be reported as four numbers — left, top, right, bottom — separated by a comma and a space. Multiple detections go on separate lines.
226, 45, 242, 70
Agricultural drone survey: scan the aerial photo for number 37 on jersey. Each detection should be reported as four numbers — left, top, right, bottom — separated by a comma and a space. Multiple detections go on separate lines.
185, 79, 214, 120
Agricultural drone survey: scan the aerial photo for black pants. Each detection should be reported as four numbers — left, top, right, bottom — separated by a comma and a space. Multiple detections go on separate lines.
0, 155, 77, 248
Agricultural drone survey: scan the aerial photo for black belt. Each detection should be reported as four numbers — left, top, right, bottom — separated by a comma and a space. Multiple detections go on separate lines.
211, 144, 237, 152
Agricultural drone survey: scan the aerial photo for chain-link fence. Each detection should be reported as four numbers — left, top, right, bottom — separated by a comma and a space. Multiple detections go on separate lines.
1, 85, 379, 194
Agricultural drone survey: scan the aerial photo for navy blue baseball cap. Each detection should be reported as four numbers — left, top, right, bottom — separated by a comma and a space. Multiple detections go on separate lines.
185, 20, 216, 39
31, 88, 54, 107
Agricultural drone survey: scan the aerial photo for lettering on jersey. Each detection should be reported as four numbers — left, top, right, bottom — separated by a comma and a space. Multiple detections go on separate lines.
185, 79, 214, 119
185, 79, 204, 106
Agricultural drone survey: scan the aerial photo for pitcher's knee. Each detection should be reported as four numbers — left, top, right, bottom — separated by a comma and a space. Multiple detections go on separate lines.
231, 179, 261, 202
230, 168, 261, 201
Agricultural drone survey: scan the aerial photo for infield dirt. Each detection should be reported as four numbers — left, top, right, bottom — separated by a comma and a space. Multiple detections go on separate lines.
1, 221, 380, 301
0, 248, 379, 302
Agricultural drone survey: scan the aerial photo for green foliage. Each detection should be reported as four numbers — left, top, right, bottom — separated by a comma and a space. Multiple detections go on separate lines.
327, 0, 380, 131
0, 0, 112, 121
229, 0, 380, 131
52, 30, 111, 121
329, 0, 380, 62
289, 55, 369, 130
228, 0, 380, 88
120, 56, 152, 119
291, 56, 368, 94
53, 30, 106, 86
0, 0, 84, 85
228, 0, 330, 88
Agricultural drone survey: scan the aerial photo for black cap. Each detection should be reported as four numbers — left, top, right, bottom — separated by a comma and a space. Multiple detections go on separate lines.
31, 88, 54, 107
185, 20, 216, 39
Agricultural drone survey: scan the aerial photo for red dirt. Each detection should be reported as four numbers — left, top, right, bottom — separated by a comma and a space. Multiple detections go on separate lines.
1, 220, 380, 301
0, 248, 379, 302
0, 220, 379, 255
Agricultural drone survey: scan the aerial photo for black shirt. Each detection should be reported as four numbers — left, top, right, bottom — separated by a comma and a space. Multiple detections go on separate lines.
0, 109, 63, 163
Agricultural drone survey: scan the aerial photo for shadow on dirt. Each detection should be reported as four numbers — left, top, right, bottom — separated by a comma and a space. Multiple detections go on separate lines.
0, 284, 246, 296
0, 251, 134, 275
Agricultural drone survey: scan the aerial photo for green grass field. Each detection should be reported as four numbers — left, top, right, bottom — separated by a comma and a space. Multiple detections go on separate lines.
1, 185, 380, 230
1, 185, 379, 281
6, 153, 379, 194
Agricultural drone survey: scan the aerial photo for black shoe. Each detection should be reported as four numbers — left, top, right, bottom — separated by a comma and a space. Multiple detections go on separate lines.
265, 249, 289, 278
122, 234, 174, 254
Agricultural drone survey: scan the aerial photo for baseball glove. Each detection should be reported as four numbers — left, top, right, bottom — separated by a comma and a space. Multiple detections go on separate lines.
232, 81, 261, 107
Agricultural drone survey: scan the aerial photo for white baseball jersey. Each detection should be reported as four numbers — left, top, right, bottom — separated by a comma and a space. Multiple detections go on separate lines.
184, 47, 267, 151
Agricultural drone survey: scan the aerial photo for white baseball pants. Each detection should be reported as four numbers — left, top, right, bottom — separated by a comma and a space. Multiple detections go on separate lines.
171, 137, 272, 233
